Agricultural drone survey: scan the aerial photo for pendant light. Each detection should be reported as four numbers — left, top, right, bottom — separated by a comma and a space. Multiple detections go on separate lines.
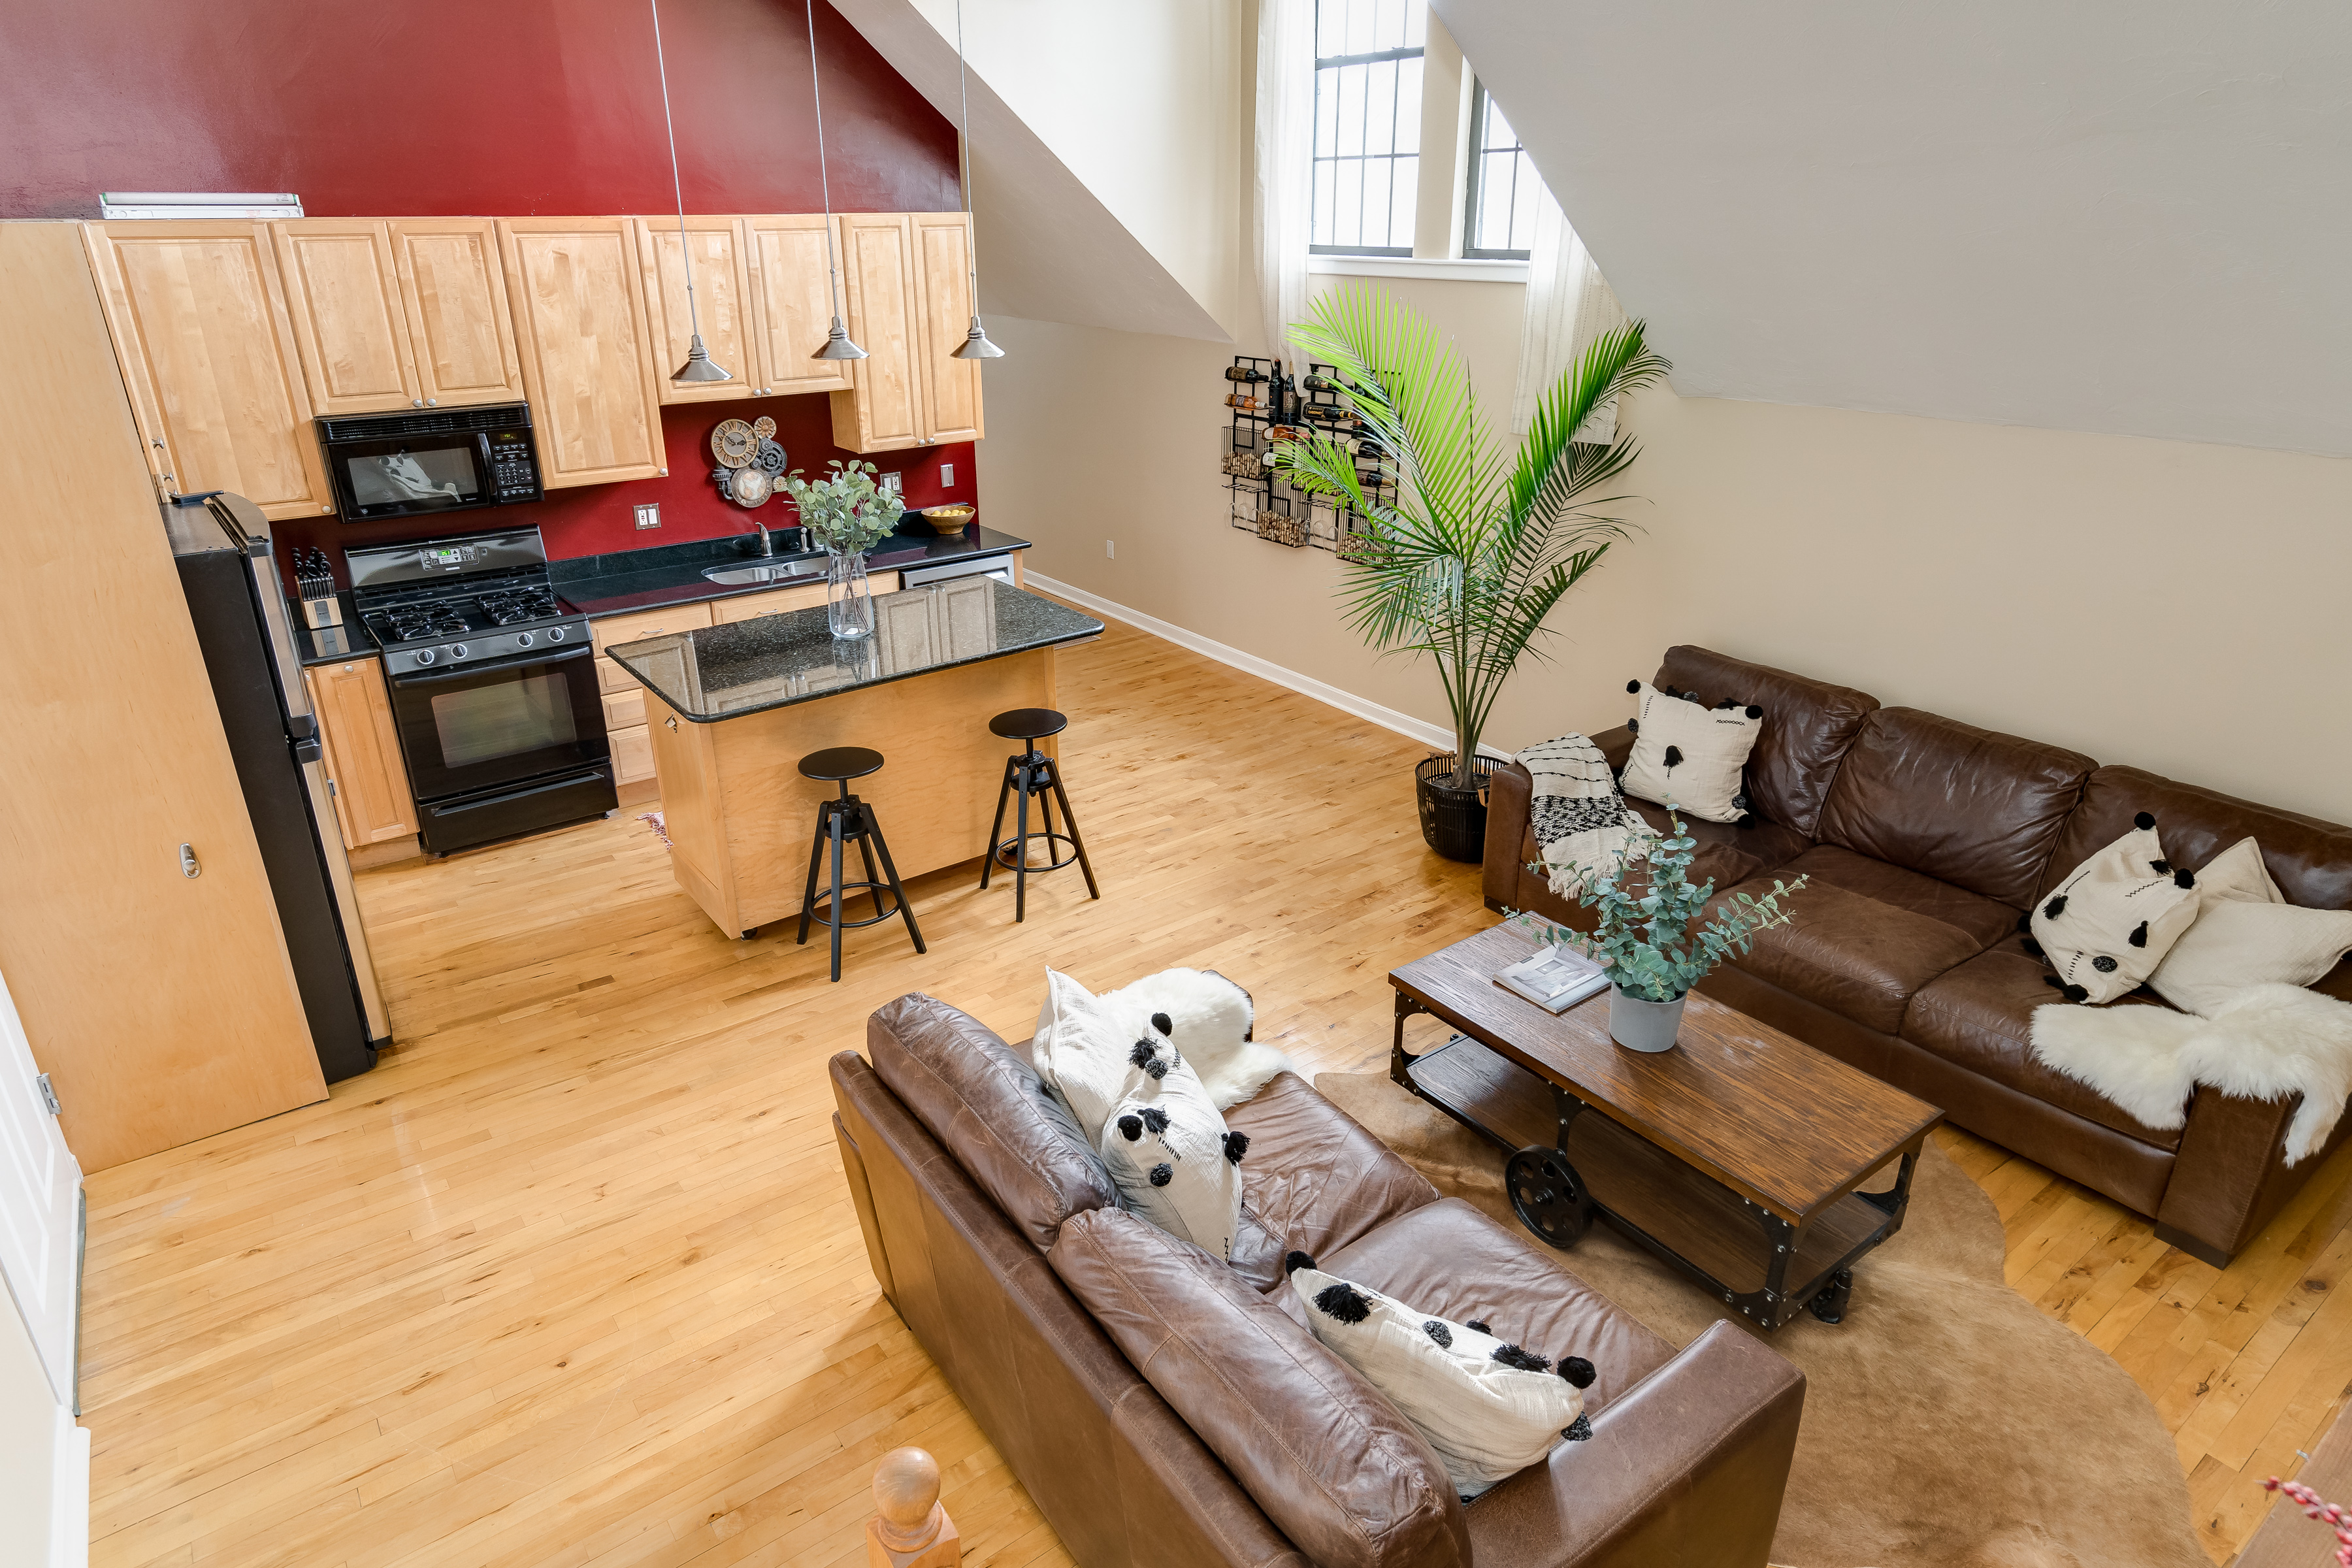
948, 0, 1005, 359
649, 0, 731, 384
806, 0, 868, 361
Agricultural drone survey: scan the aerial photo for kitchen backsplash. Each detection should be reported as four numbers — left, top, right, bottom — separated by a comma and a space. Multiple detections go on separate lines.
269, 393, 977, 589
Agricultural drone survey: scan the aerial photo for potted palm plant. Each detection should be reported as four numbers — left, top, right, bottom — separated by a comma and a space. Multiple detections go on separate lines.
1273, 286, 1669, 860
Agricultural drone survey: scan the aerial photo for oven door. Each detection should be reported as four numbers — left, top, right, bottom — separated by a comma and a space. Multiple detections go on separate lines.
387, 646, 610, 802
324, 430, 496, 523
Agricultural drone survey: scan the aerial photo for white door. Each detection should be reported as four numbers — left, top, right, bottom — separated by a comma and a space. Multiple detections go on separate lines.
0, 968, 81, 1403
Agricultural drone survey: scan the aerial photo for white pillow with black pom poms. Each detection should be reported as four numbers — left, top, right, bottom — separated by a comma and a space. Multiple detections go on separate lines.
1616, 679, 1763, 825
1284, 1254, 1595, 1498
2026, 813, 2204, 1005
1095, 1015, 1245, 1261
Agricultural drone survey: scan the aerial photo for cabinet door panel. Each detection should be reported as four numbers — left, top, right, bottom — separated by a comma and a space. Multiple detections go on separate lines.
389, 219, 524, 407
81, 220, 333, 520
828, 214, 921, 452
497, 219, 665, 488
711, 581, 828, 623
610, 725, 655, 784
913, 212, 984, 443
634, 217, 758, 404
305, 657, 417, 847
591, 602, 713, 694
270, 220, 419, 416
745, 215, 854, 399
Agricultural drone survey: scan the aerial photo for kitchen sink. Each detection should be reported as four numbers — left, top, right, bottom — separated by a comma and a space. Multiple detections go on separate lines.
702, 563, 819, 585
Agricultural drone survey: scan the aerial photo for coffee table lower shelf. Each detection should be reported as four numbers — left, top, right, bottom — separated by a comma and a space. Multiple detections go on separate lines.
1399, 1032, 1916, 1330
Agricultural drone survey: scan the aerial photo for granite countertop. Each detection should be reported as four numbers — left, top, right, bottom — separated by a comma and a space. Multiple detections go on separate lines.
602, 580, 1102, 723
549, 521, 1031, 619
292, 594, 381, 666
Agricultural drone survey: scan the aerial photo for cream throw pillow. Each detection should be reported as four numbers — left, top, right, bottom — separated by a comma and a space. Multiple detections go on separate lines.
1034, 968, 1165, 1145
2148, 838, 2352, 1017
1616, 679, 1762, 825
1096, 1020, 1245, 1261
2030, 815, 2203, 1004
1287, 1260, 1593, 1498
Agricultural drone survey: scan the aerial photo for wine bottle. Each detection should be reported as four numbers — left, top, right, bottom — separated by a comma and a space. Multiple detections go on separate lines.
1224, 365, 1267, 384
1303, 374, 1337, 393
1224, 391, 1261, 410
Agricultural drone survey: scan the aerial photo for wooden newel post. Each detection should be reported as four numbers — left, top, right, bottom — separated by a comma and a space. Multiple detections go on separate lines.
867, 1446, 960, 1567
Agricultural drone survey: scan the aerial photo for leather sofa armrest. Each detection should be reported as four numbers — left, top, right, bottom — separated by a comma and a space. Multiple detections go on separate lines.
1463, 1319, 1805, 1568
1484, 761, 1535, 912
2157, 1083, 2352, 1266
1590, 724, 1635, 775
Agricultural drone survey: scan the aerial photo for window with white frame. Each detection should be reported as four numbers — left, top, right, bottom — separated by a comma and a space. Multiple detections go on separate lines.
1462, 79, 1538, 260
1310, 0, 1426, 256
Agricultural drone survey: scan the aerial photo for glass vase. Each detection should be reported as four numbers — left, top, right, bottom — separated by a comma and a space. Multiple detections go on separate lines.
826, 547, 874, 640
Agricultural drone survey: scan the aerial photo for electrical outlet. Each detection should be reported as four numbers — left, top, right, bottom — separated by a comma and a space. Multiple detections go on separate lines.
1105, 539, 1116, 559
881, 472, 903, 498
939, 462, 955, 487
634, 503, 661, 530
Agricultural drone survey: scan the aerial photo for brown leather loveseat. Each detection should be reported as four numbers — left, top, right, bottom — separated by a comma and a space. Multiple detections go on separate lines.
831, 993, 1806, 1567
1486, 645, 2352, 1266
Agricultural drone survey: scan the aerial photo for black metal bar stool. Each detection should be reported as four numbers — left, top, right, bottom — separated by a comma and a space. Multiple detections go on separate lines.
979, 708, 1100, 922
796, 746, 925, 982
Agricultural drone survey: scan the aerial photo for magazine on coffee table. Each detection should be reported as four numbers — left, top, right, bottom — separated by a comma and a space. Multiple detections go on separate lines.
1494, 940, 1611, 1014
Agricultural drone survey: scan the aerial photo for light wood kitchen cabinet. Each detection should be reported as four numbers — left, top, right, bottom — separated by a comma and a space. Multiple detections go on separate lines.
708, 572, 899, 625
269, 220, 420, 416
912, 211, 985, 443
745, 214, 855, 399
497, 218, 666, 488
80, 220, 335, 521
828, 212, 986, 452
632, 217, 763, 404
387, 218, 525, 408
304, 656, 417, 848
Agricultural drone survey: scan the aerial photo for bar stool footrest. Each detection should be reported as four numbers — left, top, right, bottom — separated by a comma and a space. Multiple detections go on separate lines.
990, 831, 1085, 875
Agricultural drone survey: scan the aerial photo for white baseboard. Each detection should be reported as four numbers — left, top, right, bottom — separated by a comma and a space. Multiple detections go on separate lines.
1026, 573, 1512, 761
52, 1405, 87, 1568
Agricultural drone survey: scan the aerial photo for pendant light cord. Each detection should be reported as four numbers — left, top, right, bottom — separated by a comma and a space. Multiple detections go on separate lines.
648, 0, 704, 346
809, 0, 847, 325
956, 0, 982, 306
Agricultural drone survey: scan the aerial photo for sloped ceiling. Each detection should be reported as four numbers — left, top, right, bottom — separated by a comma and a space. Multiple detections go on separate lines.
826, 0, 1232, 342
1433, 0, 2352, 455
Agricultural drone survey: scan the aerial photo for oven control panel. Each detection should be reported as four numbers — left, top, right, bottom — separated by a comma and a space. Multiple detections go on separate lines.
382, 619, 583, 678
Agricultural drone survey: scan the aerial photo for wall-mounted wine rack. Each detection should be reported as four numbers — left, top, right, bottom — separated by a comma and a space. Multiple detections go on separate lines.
1220, 355, 1388, 552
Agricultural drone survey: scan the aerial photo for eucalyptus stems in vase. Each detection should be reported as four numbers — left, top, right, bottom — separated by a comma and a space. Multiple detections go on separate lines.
782, 459, 900, 640
1522, 813, 1807, 1051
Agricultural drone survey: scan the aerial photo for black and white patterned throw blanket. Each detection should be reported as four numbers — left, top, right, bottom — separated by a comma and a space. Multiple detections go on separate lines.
1518, 733, 1652, 896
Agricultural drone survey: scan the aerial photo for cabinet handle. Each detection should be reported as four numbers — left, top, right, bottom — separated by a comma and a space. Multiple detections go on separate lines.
178, 843, 201, 879
427, 398, 437, 406
412, 399, 424, 408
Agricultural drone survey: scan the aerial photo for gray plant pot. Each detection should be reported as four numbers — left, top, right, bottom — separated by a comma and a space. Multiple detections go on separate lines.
1609, 985, 1687, 1053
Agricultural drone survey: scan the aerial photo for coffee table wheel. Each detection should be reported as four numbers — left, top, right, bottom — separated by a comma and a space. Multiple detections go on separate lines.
1808, 1267, 1855, 1324
1506, 1145, 1592, 1250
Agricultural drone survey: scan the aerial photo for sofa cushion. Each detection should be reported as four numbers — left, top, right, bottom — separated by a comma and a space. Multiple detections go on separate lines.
1050, 1205, 1472, 1568
1715, 848, 2005, 1034
868, 994, 1119, 1250
1286, 1198, 1675, 1418
2038, 765, 2352, 912
1900, 936, 2186, 1150
1222, 1071, 1440, 1291
1654, 645, 1880, 838
1815, 708, 2095, 907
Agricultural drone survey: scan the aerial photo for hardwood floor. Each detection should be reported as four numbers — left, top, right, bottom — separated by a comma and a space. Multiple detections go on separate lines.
78, 606, 2342, 1566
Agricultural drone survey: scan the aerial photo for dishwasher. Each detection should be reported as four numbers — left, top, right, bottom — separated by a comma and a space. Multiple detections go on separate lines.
901, 552, 1018, 589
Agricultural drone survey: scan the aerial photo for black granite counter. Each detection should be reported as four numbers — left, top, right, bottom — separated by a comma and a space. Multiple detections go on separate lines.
549, 521, 1030, 619
292, 593, 382, 666
603, 580, 1100, 723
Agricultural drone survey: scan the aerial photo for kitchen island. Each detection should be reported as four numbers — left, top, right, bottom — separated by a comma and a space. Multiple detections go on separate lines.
604, 579, 1102, 939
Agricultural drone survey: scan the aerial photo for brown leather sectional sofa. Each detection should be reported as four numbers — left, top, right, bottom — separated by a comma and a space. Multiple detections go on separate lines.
1485, 645, 2352, 1266
831, 994, 1806, 1567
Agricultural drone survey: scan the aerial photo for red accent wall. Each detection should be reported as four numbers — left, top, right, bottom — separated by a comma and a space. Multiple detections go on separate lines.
1, 0, 982, 569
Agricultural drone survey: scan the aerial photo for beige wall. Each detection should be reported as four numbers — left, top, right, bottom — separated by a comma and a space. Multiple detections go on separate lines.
0, 1294, 61, 1565
981, 280, 2352, 827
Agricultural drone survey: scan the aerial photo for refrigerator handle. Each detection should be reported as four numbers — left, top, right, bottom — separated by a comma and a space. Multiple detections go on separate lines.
210, 495, 316, 736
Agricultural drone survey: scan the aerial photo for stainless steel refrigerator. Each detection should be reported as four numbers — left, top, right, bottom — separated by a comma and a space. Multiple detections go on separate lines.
164, 493, 387, 1081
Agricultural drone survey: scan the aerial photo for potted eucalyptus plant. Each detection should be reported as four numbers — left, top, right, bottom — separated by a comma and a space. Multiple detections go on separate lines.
1526, 815, 1808, 1051
1273, 286, 1669, 860
781, 459, 899, 640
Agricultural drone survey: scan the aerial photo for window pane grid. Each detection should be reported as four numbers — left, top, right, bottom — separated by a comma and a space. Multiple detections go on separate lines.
1463, 81, 1537, 259
1313, 0, 1423, 257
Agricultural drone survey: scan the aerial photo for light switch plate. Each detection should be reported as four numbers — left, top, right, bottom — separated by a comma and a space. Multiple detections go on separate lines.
939, 463, 955, 487
634, 503, 661, 530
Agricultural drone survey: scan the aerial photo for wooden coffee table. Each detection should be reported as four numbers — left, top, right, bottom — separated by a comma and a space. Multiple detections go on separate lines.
1390, 923, 1942, 1330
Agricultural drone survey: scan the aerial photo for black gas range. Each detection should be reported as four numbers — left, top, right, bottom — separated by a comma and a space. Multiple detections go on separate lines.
348, 527, 616, 855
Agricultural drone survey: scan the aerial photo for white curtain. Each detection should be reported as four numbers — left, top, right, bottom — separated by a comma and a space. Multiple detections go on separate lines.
1254, 0, 1313, 363
1510, 187, 1627, 440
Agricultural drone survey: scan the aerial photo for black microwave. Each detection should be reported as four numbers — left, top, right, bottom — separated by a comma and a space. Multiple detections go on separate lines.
317, 402, 544, 523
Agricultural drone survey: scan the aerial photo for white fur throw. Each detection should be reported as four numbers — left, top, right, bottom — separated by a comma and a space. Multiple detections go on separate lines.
2030, 985, 2352, 1164
1031, 967, 1298, 1114
1517, 732, 1652, 898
